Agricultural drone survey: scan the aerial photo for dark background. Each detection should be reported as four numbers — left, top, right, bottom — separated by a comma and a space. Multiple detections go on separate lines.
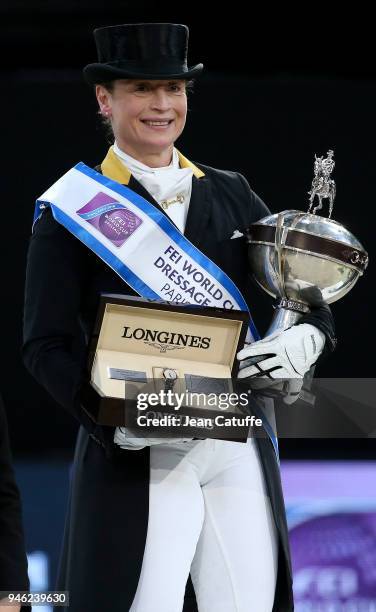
1, 2, 374, 459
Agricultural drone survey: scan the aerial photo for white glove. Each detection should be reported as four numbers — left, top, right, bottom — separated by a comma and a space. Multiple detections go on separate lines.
237, 323, 325, 380
114, 426, 194, 450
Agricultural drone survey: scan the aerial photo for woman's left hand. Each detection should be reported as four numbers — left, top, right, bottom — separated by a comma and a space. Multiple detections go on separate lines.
237, 323, 325, 379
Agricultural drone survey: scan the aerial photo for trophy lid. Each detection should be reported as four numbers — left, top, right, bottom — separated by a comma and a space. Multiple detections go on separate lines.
257, 210, 362, 246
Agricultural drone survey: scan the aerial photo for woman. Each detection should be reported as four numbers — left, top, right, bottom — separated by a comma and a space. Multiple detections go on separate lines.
22, 23, 336, 612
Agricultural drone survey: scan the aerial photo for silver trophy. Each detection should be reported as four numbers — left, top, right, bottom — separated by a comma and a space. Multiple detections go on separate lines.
245, 150, 368, 335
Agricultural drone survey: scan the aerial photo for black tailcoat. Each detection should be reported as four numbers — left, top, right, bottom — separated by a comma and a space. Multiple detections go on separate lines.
22, 151, 305, 611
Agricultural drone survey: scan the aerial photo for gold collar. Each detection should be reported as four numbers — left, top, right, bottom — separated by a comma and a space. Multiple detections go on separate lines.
100, 145, 205, 185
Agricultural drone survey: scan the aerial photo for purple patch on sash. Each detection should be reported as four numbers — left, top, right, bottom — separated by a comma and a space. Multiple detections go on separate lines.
77, 191, 142, 247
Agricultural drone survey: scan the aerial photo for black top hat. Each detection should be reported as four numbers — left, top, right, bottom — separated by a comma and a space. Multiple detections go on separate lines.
83, 23, 204, 85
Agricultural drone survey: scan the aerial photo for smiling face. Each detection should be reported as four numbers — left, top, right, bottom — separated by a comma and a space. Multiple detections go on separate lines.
96, 79, 188, 166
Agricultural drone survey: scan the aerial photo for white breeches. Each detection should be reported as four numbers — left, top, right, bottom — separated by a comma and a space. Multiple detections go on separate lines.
129, 437, 278, 612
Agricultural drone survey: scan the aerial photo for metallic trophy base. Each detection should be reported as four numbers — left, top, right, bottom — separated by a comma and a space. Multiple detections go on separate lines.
265, 298, 309, 336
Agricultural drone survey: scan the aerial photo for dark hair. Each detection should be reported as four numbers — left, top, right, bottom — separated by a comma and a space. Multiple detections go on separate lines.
96, 79, 196, 143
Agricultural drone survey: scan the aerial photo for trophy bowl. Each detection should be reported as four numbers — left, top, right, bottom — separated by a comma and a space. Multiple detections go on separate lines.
245, 209, 368, 334
247, 209, 367, 302
244, 151, 368, 335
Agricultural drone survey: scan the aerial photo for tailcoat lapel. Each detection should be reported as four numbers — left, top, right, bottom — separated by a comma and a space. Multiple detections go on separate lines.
183, 175, 212, 250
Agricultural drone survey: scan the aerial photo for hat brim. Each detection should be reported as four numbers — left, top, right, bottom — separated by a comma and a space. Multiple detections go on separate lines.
83, 62, 204, 85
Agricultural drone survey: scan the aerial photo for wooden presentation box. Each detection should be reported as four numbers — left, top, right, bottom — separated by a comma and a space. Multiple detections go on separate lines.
80, 294, 252, 441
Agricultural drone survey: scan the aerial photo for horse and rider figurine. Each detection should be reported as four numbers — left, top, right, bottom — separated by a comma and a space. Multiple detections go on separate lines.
308, 149, 336, 218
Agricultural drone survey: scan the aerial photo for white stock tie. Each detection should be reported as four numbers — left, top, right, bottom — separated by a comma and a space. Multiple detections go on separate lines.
113, 142, 194, 233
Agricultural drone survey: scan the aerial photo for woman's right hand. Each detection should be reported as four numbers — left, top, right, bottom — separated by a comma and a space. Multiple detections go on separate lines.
113, 427, 193, 450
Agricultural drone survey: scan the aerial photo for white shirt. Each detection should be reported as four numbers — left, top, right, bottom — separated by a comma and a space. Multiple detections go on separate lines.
113, 142, 194, 233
